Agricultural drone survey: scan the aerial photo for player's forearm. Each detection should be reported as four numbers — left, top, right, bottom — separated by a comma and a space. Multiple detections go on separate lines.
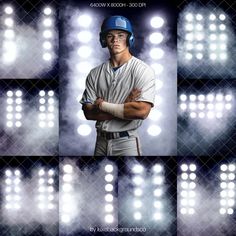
100, 101, 151, 120
82, 104, 114, 121
91, 112, 114, 121
123, 102, 151, 120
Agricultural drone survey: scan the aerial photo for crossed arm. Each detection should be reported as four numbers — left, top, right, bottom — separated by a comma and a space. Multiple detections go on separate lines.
82, 89, 152, 121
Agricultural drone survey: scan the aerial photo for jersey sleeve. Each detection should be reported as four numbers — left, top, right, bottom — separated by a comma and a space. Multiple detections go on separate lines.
80, 72, 97, 105
135, 65, 156, 107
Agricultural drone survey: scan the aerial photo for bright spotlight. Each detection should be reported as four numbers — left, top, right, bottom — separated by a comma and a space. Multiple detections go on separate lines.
150, 48, 164, 59
228, 164, 235, 172
5, 6, 13, 14
209, 14, 216, 21
189, 94, 197, 102
219, 14, 226, 21
105, 164, 113, 173
219, 24, 226, 31
63, 174, 73, 182
105, 184, 113, 192
134, 200, 142, 209
105, 174, 114, 182
185, 24, 193, 31
153, 164, 162, 173
150, 16, 164, 28
132, 164, 144, 174
4, 29, 15, 39
38, 169, 45, 176
185, 13, 193, 22
181, 164, 188, 172
189, 173, 196, 180
105, 194, 113, 202
147, 125, 161, 136
134, 188, 143, 197
132, 176, 144, 186
186, 43, 193, 50
39, 98, 46, 104
153, 212, 162, 221
185, 33, 194, 41
105, 214, 114, 224
189, 164, 196, 172
43, 7, 52, 15
61, 214, 71, 223
48, 98, 54, 105
196, 14, 203, 21
180, 94, 187, 102
77, 46, 92, 58
77, 110, 86, 121
154, 201, 162, 209
4, 18, 14, 27
78, 31, 92, 43
43, 53, 52, 61
153, 176, 163, 185
196, 43, 204, 50
78, 14, 92, 27
43, 41, 52, 50
153, 188, 162, 197
181, 173, 188, 180
225, 103, 232, 110
43, 18, 53, 27
15, 98, 22, 104
63, 164, 73, 174
39, 90, 46, 97
43, 30, 53, 38
196, 53, 203, 60
5, 170, 12, 177
62, 183, 73, 192
219, 53, 227, 60
227, 208, 234, 215
6, 121, 13, 127
77, 124, 91, 136
134, 211, 142, 220
48, 90, 54, 97
15, 121, 22, 127
105, 204, 114, 212
189, 103, 197, 110
150, 63, 163, 75
7, 91, 13, 97
149, 32, 164, 44
196, 24, 203, 31
76, 61, 93, 74
185, 53, 193, 60
148, 109, 162, 121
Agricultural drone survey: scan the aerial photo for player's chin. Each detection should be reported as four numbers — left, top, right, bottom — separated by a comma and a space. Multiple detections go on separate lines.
110, 49, 121, 55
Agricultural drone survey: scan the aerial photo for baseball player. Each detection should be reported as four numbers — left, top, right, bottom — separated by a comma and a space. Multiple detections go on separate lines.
80, 15, 156, 156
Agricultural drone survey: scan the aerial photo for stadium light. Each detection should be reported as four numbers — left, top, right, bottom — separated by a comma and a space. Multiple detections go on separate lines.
180, 163, 197, 215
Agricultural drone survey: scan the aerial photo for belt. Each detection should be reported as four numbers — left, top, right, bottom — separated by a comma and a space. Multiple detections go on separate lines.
98, 131, 129, 140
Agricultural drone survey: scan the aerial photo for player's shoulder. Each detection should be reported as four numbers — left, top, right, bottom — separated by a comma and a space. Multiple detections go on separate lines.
130, 56, 155, 75
89, 61, 108, 74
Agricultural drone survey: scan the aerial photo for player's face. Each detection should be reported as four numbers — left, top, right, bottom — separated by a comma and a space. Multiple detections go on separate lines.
106, 30, 129, 55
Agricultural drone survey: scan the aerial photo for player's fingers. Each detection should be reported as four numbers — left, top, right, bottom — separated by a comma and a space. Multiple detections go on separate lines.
132, 88, 141, 93
133, 90, 141, 97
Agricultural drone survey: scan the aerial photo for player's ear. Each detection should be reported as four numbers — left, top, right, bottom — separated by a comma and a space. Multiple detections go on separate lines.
99, 32, 107, 48
127, 33, 134, 47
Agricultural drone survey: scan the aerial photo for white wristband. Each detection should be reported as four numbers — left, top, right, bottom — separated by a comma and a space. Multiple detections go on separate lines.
100, 101, 124, 119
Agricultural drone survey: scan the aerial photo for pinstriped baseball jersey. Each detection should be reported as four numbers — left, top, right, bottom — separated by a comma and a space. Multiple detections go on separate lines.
80, 56, 156, 132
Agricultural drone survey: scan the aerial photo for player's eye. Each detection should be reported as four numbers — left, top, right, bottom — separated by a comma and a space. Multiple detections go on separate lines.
118, 34, 125, 38
106, 34, 113, 39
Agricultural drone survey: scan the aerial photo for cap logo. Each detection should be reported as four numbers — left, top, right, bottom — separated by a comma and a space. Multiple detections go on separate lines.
115, 18, 126, 28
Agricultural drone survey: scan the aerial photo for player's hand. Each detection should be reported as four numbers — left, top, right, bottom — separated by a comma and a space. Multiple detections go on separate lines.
94, 97, 104, 109
125, 88, 141, 103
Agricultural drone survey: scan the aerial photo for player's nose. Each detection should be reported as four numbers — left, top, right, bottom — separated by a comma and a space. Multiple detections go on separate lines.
112, 35, 119, 42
